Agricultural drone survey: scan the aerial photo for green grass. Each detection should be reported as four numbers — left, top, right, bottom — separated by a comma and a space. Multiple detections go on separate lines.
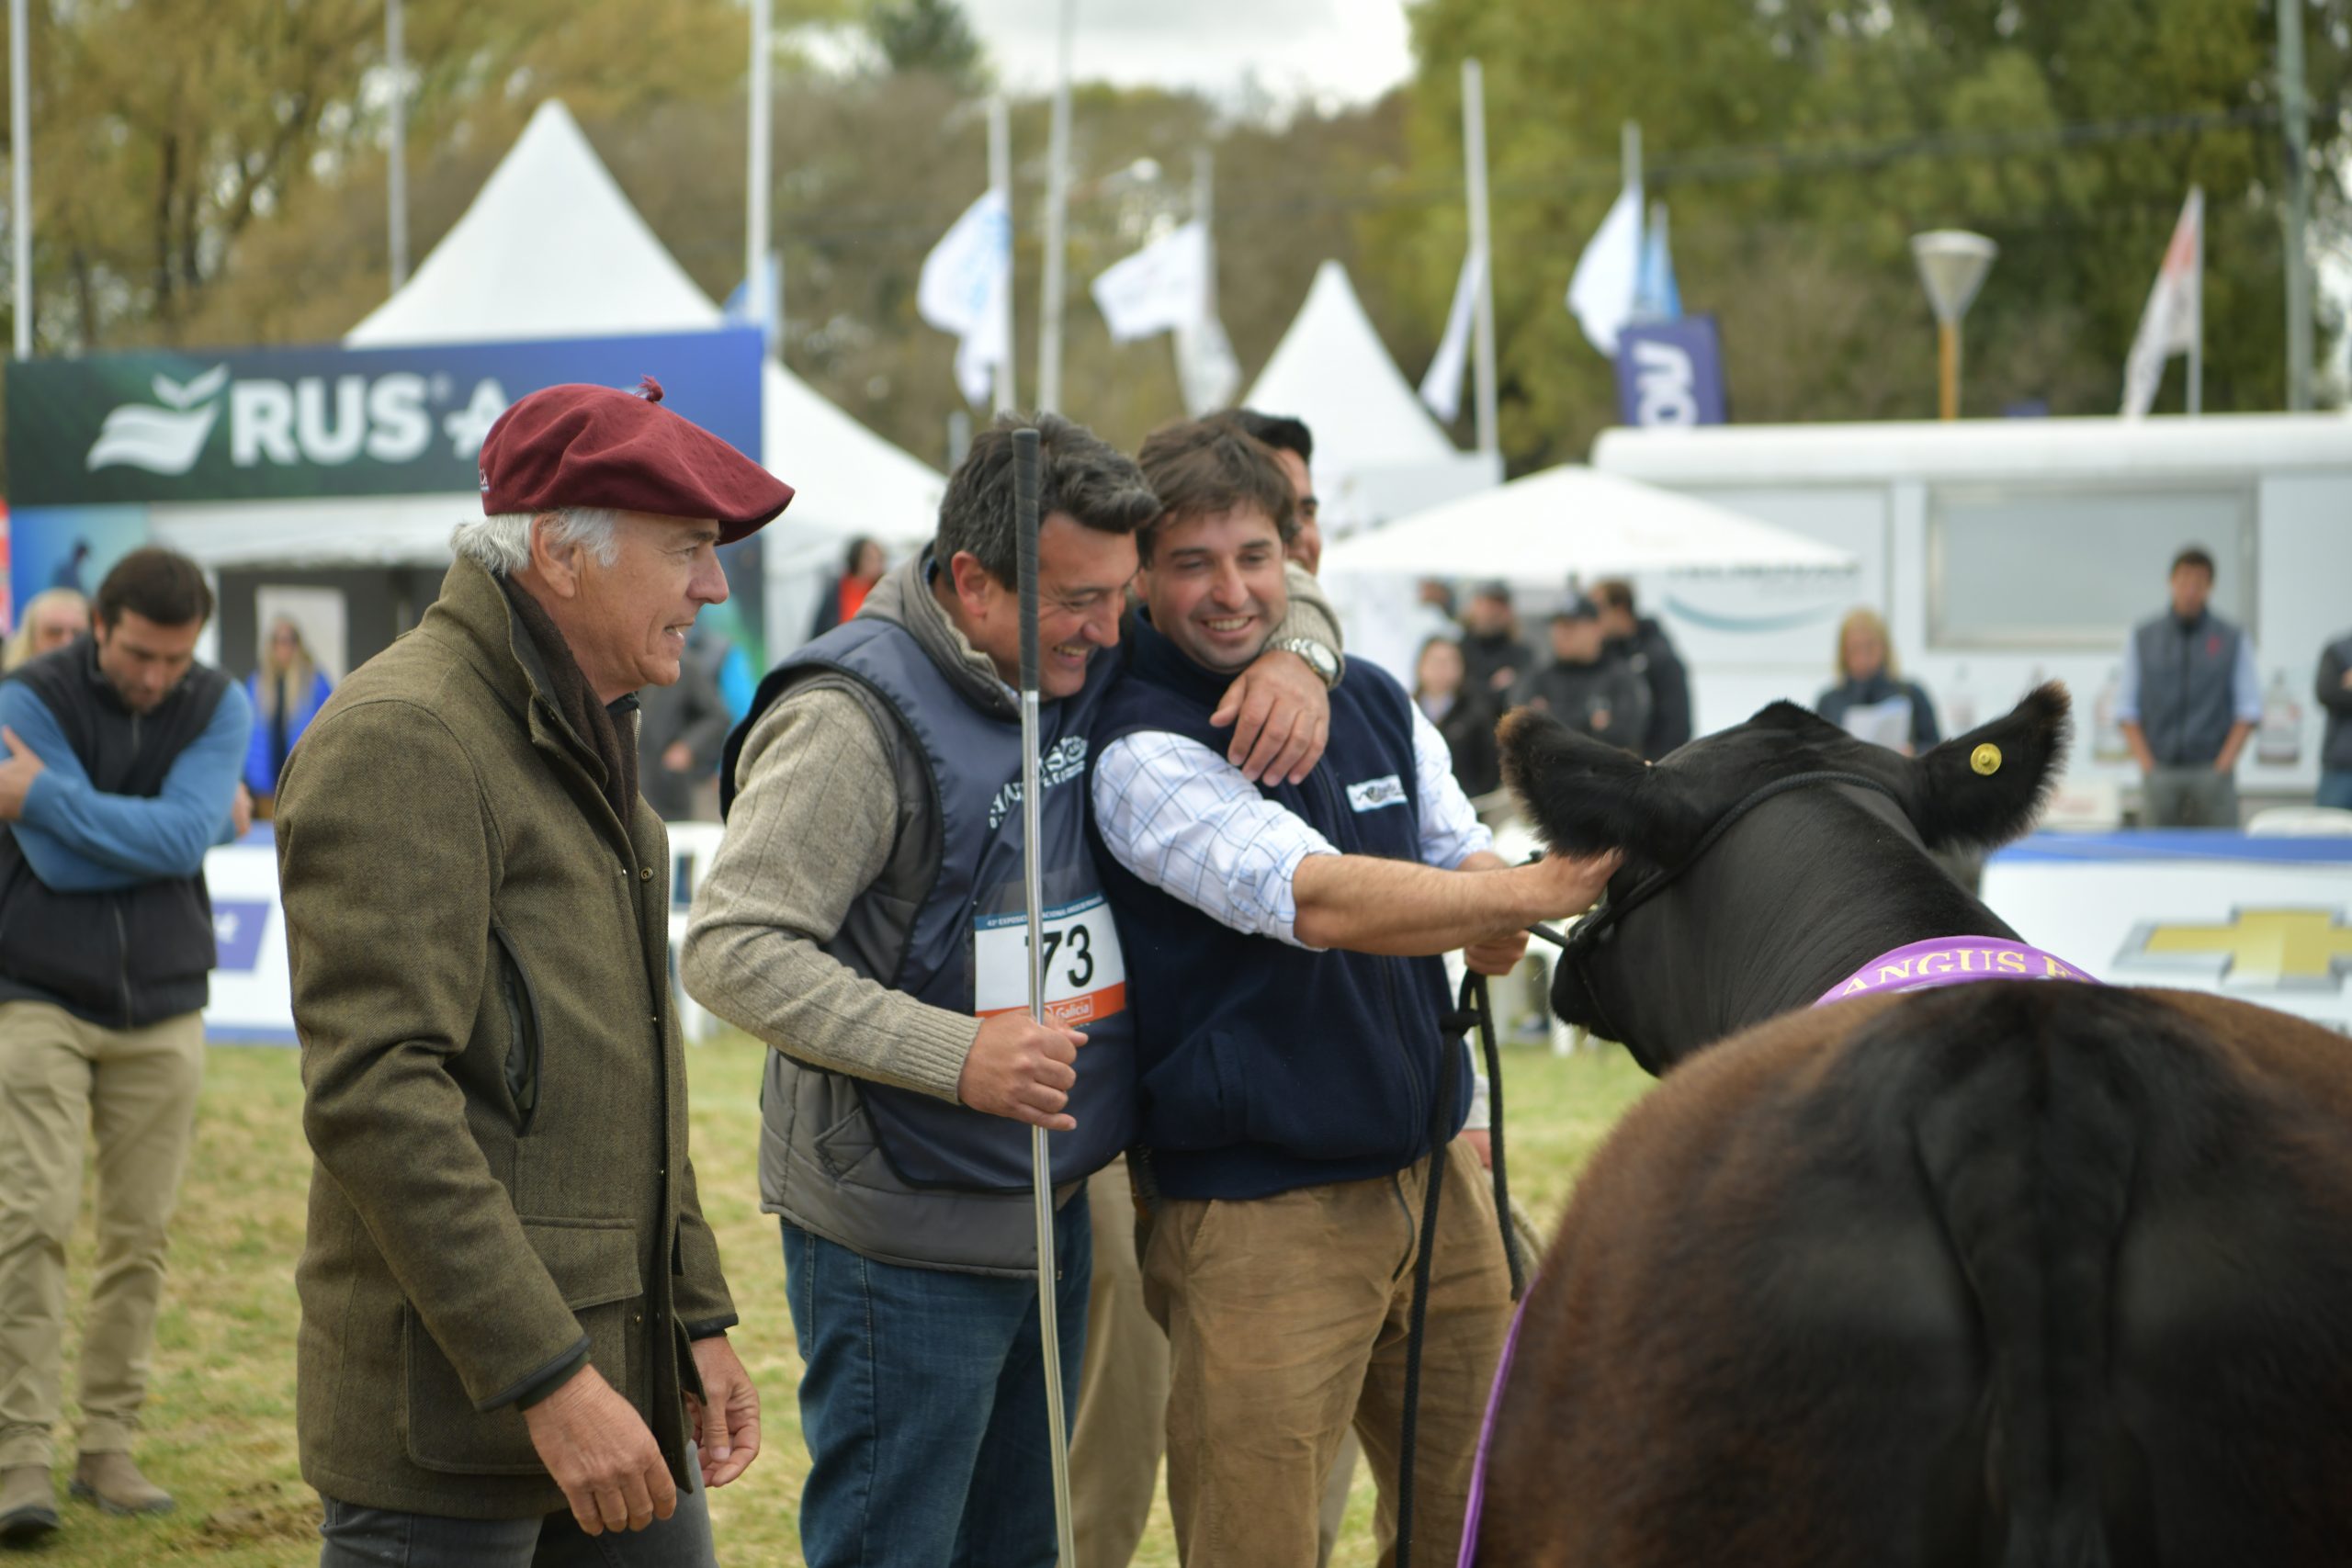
27, 1032, 1651, 1566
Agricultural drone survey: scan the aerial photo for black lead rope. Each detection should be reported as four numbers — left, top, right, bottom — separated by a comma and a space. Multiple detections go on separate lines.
1396, 971, 1523, 1568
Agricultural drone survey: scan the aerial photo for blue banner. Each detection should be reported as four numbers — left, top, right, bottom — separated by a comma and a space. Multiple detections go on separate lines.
1614, 315, 1727, 427
6, 328, 765, 506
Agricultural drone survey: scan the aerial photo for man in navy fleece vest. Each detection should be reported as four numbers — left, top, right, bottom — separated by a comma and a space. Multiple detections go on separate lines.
1087, 417, 1618, 1565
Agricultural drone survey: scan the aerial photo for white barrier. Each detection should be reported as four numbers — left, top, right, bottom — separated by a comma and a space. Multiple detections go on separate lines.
202, 820, 740, 1047
1983, 831, 2352, 1034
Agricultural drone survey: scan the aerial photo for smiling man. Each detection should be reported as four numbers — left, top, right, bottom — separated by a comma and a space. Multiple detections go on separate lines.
682, 411, 1342, 1568
1088, 416, 1618, 1567
274, 379, 777, 1568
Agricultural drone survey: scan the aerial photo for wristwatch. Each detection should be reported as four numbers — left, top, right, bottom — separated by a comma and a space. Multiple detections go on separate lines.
1270, 636, 1340, 689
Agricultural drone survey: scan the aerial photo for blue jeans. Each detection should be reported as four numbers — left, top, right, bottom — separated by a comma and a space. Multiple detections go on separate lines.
2319, 771, 2352, 811
317, 1484, 714, 1567
784, 1193, 1091, 1568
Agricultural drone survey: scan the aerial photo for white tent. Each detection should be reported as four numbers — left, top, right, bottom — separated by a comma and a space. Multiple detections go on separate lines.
1321, 465, 1856, 581
1242, 260, 1500, 531
336, 100, 942, 649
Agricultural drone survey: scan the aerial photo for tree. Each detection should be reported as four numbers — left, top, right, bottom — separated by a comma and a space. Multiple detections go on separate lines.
869, 0, 985, 89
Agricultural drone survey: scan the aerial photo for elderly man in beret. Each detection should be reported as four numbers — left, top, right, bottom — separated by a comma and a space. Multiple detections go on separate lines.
274, 378, 785, 1567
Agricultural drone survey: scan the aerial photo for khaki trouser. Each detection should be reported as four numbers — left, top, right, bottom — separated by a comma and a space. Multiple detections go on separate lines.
1070, 1156, 1171, 1567
0, 1001, 205, 1468
1073, 1157, 1367, 1568
1144, 1141, 1513, 1568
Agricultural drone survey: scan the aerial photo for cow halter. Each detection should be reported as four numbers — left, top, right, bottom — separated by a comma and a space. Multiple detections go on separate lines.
1558, 770, 1907, 1052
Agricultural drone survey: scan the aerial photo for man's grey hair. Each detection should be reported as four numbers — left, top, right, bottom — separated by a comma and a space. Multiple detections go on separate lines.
450, 508, 624, 577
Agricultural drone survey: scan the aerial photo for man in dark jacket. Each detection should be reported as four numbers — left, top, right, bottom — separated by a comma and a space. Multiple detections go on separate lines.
1592, 580, 1692, 759
276, 381, 778, 1566
2118, 546, 2260, 828
1458, 582, 1532, 698
1090, 417, 1618, 1564
1518, 596, 1651, 754
0, 549, 250, 1541
2317, 628, 2352, 811
636, 632, 730, 820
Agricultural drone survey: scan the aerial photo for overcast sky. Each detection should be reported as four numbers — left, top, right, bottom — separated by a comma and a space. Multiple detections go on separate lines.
956, 0, 1416, 107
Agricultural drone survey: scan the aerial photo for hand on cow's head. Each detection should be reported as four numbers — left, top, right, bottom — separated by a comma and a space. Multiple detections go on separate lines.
1498, 682, 2073, 871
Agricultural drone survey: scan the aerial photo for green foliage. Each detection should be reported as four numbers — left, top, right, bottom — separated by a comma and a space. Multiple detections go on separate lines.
868, 0, 986, 89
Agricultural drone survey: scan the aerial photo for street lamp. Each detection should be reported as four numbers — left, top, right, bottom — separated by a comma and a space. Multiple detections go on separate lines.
1911, 231, 1997, 420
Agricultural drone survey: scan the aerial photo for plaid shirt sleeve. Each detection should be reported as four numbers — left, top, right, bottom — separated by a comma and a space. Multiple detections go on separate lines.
1410, 701, 1495, 869
1091, 731, 1338, 949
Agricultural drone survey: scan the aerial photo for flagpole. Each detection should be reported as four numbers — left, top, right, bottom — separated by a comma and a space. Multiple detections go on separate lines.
386, 0, 409, 292
2278, 0, 2313, 412
747, 0, 774, 353
1193, 147, 1215, 329
2188, 184, 2203, 417
989, 95, 1016, 413
1622, 120, 1642, 207
9, 0, 30, 358
1037, 0, 1074, 412
1463, 58, 1498, 459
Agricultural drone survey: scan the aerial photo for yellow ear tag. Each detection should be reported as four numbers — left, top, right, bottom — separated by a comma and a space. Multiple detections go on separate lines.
1971, 743, 2003, 776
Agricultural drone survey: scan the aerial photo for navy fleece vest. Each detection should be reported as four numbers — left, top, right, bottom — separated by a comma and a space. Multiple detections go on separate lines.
0, 638, 230, 1028
1090, 617, 1469, 1202
2132, 610, 2246, 766
766, 615, 1136, 1192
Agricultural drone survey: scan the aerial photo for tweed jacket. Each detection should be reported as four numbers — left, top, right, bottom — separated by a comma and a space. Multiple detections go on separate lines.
275, 555, 737, 1518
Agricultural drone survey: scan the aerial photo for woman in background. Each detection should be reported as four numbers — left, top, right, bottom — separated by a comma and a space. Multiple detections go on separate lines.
808, 536, 888, 639
1816, 607, 1940, 755
244, 616, 334, 811
1414, 634, 1501, 799
2, 588, 89, 671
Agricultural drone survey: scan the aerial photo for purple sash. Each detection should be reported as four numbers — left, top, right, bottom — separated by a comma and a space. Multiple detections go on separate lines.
1815, 936, 2096, 1009
1456, 1274, 1534, 1568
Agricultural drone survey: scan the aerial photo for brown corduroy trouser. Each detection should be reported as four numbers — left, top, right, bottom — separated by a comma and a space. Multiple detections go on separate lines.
0, 1001, 205, 1469
1142, 1140, 1513, 1568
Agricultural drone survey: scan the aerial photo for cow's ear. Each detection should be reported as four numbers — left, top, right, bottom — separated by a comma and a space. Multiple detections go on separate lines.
1499, 707, 1704, 866
1909, 682, 2071, 851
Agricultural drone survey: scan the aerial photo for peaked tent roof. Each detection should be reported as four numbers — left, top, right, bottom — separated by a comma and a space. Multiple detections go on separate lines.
345, 99, 940, 590
1241, 260, 1498, 531
1320, 465, 1856, 581
1244, 260, 1461, 473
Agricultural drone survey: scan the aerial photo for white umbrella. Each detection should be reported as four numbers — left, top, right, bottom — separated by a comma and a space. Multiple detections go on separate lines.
1319, 463, 1853, 583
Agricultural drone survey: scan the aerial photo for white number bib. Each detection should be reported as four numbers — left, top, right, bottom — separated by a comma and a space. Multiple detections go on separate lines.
973, 892, 1129, 1027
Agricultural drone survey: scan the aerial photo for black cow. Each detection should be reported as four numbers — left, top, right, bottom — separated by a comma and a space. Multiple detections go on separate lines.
1474, 685, 2352, 1567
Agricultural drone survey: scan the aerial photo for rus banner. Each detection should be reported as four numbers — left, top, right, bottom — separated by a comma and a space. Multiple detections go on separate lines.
6, 328, 765, 507
1613, 316, 1727, 427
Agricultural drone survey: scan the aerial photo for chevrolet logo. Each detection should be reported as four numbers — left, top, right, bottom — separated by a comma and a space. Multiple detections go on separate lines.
2117, 908, 2352, 991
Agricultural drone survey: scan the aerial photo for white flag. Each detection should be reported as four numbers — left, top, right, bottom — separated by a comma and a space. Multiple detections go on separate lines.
1566, 184, 1644, 355
1175, 316, 1240, 415
1419, 244, 1485, 422
2120, 186, 2203, 419
919, 190, 1012, 406
1092, 221, 1213, 341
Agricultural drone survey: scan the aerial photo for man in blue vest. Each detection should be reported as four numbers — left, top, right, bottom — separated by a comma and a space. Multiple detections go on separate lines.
680, 412, 1343, 1568
2118, 546, 2261, 828
1089, 417, 1619, 1565
0, 548, 251, 1541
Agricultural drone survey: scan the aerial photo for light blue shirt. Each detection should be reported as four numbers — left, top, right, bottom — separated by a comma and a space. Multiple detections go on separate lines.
2115, 621, 2262, 727
1, 671, 252, 894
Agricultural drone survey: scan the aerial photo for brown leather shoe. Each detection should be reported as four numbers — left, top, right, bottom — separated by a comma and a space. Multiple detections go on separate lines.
68, 1451, 173, 1517
0, 1465, 59, 1542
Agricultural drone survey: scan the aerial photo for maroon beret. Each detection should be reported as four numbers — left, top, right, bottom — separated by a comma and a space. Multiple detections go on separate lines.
478, 377, 793, 544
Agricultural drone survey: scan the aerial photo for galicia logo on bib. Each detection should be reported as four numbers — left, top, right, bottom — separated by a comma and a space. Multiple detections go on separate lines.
1347, 774, 1408, 813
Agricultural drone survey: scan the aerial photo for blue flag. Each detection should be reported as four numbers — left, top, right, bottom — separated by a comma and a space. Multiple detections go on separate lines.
1633, 203, 1681, 323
